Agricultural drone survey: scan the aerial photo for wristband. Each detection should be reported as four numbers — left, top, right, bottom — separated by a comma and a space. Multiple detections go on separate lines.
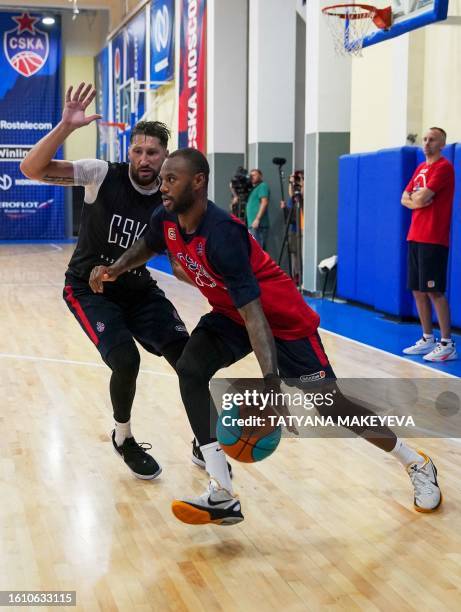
263, 373, 282, 391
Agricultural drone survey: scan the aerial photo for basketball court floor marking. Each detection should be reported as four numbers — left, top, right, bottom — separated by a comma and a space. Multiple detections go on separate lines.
320, 329, 458, 379
0, 351, 176, 377
148, 264, 459, 380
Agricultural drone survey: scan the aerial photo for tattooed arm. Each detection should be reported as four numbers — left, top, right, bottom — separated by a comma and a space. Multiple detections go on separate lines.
20, 82, 101, 184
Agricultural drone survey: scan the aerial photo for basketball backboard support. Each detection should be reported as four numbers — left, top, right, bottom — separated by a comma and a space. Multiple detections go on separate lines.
116, 77, 168, 161
362, 0, 448, 47
119, 77, 174, 124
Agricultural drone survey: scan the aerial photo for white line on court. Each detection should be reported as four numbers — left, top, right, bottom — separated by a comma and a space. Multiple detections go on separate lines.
151, 266, 461, 380
0, 352, 175, 377
148, 266, 178, 281
320, 328, 458, 379
0, 283, 59, 287
49, 243, 63, 251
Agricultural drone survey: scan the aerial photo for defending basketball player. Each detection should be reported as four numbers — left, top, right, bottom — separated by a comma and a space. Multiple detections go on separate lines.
90, 148, 442, 525
20, 83, 190, 480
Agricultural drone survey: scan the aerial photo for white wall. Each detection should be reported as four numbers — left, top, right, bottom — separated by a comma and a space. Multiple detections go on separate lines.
350, 37, 404, 152
350, 7, 461, 152
248, 0, 296, 143
422, 21, 461, 143
207, 0, 247, 154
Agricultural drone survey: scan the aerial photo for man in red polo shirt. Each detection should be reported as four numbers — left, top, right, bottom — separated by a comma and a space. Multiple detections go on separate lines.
401, 127, 456, 362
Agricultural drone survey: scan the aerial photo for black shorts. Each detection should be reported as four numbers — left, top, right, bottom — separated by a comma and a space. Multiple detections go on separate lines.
63, 275, 189, 361
407, 241, 449, 293
196, 311, 336, 381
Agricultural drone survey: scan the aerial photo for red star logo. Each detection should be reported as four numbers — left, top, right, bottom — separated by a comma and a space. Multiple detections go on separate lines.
13, 12, 39, 34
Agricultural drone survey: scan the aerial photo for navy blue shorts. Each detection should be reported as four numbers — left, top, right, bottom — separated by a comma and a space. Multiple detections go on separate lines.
196, 311, 336, 381
407, 241, 449, 293
63, 275, 189, 361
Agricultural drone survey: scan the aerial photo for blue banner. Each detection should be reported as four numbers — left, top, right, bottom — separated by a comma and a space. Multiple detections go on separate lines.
126, 10, 146, 122
150, 0, 175, 87
95, 46, 110, 160
112, 31, 125, 130
0, 11, 63, 240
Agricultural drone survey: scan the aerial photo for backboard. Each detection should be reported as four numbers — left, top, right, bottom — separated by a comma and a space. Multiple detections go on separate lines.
362, 0, 448, 47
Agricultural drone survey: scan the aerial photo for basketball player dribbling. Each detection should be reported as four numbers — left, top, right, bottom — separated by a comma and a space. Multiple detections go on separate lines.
90, 148, 442, 526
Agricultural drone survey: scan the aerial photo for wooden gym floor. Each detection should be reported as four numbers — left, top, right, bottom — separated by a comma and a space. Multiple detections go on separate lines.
1, 244, 460, 611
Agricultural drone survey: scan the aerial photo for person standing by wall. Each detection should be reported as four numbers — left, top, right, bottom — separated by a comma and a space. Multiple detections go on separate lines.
246, 169, 270, 249
401, 127, 456, 362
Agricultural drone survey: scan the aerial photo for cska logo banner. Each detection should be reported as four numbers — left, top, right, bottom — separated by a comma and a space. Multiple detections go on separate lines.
4, 12, 49, 77
0, 11, 63, 240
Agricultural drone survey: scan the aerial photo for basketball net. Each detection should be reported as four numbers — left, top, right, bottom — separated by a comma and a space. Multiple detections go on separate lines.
322, 4, 392, 57
98, 121, 126, 161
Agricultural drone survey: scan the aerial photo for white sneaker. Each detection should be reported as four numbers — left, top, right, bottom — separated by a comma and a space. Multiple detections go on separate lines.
407, 452, 442, 512
423, 341, 457, 362
403, 337, 436, 355
171, 478, 244, 526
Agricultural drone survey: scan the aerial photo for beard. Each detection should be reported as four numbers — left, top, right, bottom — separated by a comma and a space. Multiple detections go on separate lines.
130, 166, 158, 186
168, 184, 195, 214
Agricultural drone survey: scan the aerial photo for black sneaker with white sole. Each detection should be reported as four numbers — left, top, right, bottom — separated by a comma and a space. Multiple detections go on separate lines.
191, 439, 233, 478
111, 430, 162, 480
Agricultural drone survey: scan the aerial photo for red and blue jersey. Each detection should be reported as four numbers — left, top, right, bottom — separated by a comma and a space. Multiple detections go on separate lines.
144, 201, 319, 340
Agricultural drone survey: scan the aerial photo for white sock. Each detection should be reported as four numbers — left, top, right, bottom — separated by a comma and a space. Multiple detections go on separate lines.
441, 338, 453, 344
114, 420, 132, 446
423, 333, 434, 341
201, 441, 233, 494
390, 438, 424, 467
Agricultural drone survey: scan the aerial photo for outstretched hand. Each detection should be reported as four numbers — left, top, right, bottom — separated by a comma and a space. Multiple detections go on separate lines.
62, 83, 101, 129
89, 265, 119, 293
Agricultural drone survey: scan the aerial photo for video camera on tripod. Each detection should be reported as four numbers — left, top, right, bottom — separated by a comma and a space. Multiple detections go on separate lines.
230, 166, 252, 221
274, 158, 304, 290
291, 170, 304, 197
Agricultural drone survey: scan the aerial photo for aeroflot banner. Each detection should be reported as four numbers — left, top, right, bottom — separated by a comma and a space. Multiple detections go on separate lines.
178, 0, 206, 152
0, 11, 63, 240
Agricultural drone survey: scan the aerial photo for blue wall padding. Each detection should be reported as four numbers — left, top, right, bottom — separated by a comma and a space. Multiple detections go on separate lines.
338, 144, 459, 321
449, 145, 461, 327
373, 148, 417, 315
337, 153, 360, 300
355, 153, 379, 305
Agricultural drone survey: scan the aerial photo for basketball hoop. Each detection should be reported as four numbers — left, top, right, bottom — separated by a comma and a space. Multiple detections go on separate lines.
322, 3, 392, 57
98, 121, 126, 144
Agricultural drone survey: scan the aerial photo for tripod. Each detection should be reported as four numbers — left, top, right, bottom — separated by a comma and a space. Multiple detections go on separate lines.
273, 158, 294, 278
278, 192, 303, 289
236, 193, 248, 222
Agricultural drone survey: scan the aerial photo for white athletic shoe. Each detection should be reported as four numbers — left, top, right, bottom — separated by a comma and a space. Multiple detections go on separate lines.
403, 337, 437, 355
171, 478, 244, 526
423, 341, 458, 362
407, 452, 442, 512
